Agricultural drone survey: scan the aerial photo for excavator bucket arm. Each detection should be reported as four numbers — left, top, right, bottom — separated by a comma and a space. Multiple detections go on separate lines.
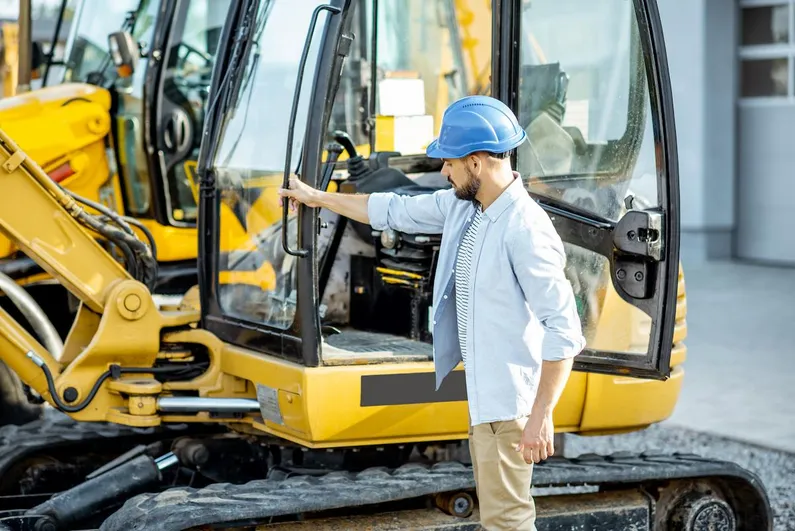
0, 128, 199, 418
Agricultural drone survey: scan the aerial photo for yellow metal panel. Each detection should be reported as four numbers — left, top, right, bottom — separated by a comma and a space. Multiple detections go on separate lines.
578, 366, 684, 432
221, 343, 586, 448
133, 220, 198, 262
0, 83, 114, 260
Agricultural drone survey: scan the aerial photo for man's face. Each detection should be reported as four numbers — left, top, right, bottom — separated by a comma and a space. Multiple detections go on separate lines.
442, 156, 481, 202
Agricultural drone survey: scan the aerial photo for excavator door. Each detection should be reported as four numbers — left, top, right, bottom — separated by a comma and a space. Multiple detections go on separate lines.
495, 0, 680, 380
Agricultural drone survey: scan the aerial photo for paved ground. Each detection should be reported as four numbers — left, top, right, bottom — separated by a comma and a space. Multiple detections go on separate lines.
662, 259, 795, 453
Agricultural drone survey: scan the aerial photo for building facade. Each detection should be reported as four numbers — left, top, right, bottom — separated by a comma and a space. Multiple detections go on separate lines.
659, 0, 795, 267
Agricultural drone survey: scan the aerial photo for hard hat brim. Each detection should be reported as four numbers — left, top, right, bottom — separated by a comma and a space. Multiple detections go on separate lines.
425, 139, 460, 159
425, 131, 527, 160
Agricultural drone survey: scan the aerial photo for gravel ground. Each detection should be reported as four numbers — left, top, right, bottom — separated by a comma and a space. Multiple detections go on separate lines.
561, 424, 795, 530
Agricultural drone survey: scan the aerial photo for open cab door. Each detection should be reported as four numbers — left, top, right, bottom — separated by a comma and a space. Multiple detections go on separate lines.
495, 0, 679, 379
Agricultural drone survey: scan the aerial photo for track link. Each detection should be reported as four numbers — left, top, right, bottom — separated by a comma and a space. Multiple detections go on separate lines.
101, 452, 773, 531
0, 411, 196, 481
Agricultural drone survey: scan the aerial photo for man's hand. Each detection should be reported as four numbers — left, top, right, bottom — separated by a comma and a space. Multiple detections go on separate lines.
516, 411, 555, 464
276, 176, 372, 224
514, 358, 575, 465
278, 175, 322, 210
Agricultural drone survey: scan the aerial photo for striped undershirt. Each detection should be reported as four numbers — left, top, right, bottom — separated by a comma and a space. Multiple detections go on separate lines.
455, 207, 484, 367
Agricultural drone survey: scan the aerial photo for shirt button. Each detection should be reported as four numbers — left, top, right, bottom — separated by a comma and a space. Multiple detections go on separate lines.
443, 295, 448, 299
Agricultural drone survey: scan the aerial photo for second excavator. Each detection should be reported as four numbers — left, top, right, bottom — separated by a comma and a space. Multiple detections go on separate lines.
0, 0, 773, 529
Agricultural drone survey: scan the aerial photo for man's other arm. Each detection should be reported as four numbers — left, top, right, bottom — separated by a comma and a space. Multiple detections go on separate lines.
508, 210, 586, 463
508, 212, 586, 363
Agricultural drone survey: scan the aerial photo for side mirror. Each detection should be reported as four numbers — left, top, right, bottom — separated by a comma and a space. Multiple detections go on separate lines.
107, 31, 138, 78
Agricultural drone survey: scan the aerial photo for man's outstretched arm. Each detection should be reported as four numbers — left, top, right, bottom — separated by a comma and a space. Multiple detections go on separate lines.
279, 175, 371, 224
279, 175, 454, 234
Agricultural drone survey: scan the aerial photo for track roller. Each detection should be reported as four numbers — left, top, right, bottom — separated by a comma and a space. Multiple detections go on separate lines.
433, 491, 475, 518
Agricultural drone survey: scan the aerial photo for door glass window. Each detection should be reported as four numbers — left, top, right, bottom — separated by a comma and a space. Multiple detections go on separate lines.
213, 0, 328, 330
159, 0, 232, 223
516, 0, 659, 221
328, 0, 475, 156
564, 242, 651, 357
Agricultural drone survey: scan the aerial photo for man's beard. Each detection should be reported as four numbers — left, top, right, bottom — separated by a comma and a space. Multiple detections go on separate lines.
454, 167, 480, 202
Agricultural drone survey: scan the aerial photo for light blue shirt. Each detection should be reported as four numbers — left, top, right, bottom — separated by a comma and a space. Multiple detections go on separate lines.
367, 174, 586, 425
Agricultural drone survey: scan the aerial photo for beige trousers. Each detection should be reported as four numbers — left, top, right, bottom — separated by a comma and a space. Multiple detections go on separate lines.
468, 417, 537, 531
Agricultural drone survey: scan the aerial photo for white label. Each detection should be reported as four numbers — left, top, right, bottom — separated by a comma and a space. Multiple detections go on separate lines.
378, 78, 426, 116
393, 115, 435, 155
256, 384, 284, 425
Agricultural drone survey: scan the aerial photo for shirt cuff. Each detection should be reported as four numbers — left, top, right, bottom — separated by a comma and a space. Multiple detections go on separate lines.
367, 192, 393, 230
541, 333, 586, 361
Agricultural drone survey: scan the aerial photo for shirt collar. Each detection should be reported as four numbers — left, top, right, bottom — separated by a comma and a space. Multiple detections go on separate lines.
481, 171, 526, 222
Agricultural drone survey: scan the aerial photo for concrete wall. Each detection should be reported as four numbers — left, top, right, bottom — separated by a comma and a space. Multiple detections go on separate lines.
657, 0, 737, 264
736, 105, 795, 265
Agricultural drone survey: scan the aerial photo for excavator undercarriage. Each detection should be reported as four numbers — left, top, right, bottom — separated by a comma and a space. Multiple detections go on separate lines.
0, 413, 773, 530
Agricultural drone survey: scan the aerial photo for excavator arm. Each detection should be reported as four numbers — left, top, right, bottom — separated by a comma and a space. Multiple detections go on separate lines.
0, 127, 199, 422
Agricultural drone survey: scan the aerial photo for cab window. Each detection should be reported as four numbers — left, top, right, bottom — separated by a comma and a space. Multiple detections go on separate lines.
515, 0, 659, 221
328, 0, 479, 156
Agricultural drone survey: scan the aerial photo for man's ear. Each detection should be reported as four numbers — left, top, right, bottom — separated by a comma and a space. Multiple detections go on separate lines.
467, 153, 482, 175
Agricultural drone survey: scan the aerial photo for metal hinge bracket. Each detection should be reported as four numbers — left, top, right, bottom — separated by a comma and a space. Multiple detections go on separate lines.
614, 210, 663, 261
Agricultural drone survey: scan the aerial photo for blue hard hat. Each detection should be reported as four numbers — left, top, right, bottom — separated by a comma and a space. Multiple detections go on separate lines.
426, 95, 527, 159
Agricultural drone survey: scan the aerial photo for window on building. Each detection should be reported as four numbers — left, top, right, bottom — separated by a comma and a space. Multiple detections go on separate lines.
739, 1, 795, 99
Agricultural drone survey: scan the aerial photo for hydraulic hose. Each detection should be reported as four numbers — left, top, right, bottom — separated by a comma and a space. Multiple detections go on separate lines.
0, 272, 63, 361
26, 351, 206, 413
62, 189, 158, 291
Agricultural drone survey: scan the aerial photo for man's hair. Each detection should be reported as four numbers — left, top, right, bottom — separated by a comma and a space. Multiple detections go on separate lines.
473, 149, 514, 161
488, 150, 513, 160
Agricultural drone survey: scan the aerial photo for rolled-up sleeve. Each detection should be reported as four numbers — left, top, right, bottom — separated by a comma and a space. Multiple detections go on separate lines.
508, 214, 586, 361
367, 188, 454, 234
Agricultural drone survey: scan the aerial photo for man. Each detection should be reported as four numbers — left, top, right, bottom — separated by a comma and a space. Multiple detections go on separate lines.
279, 95, 586, 530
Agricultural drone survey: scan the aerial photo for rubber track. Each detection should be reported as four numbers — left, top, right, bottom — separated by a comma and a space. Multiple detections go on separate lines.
0, 411, 193, 479
100, 452, 773, 531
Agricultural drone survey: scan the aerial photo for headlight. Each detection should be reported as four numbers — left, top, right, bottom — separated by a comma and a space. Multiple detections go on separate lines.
380, 229, 398, 249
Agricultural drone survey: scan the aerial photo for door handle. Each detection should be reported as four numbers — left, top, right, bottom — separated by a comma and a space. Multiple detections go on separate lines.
281, 4, 342, 258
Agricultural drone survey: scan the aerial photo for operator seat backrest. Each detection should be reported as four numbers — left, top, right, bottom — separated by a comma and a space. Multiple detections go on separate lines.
515, 62, 575, 178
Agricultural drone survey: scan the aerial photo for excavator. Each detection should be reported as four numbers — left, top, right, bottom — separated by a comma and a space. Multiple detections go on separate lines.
0, 0, 774, 529
0, 0, 237, 425
0, 0, 235, 345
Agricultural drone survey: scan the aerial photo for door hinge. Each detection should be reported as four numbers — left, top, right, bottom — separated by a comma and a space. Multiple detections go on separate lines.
614, 210, 663, 261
